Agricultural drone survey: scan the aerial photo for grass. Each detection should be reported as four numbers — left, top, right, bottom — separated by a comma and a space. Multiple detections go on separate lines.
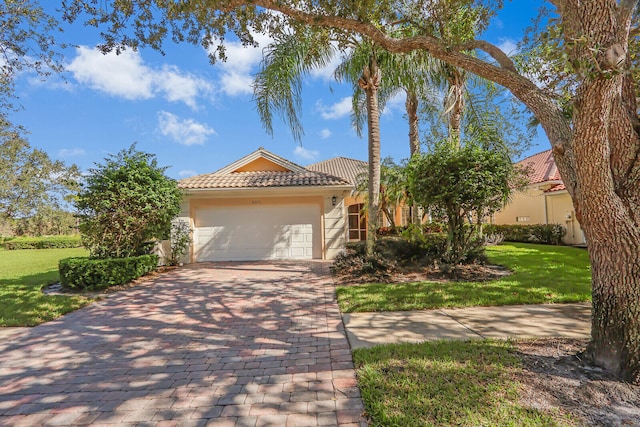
0, 247, 93, 326
337, 243, 591, 313
354, 339, 576, 426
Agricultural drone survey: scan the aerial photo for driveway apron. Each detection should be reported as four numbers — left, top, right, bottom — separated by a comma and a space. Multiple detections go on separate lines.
0, 262, 366, 427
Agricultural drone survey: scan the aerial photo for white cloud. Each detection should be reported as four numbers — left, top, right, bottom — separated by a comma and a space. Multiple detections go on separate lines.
68, 46, 212, 108
58, 148, 85, 157
497, 38, 519, 56
294, 145, 319, 162
319, 129, 332, 139
155, 65, 212, 109
316, 97, 352, 120
212, 32, 274, 96
178, 169, 197, 177
157, 111, 216, 146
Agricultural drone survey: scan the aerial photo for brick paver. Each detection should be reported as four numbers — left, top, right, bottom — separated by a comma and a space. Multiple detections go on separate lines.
0, 262, 367, 426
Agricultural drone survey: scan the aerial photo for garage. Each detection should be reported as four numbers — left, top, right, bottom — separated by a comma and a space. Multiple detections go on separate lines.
193, 203, 320, 262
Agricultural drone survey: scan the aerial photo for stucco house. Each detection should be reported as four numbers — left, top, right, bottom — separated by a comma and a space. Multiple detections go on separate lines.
175, 148, 371, 263
491, 149, 586, 245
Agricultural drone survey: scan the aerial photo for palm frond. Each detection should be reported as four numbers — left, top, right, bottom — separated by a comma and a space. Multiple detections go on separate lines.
252, 28, 336, 142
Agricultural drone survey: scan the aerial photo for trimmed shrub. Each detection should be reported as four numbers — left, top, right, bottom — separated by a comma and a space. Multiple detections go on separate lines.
3, 235, 82, 250
59, 254, 159, 291
484, 224, 566, 245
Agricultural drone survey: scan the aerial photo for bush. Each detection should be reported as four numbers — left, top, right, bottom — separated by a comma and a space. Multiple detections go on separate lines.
484, 224, 566, 245
167, 221, 192, 266
59, 254, 159, 291
3, 235, 82, 250
76, 145, 181, 258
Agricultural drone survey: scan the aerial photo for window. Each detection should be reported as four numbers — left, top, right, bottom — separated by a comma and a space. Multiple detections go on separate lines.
401, 205, 411, 226
348, 203, 367, 241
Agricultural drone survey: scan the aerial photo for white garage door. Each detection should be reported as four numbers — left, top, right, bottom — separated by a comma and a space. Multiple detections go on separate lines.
193, 204, 319, 261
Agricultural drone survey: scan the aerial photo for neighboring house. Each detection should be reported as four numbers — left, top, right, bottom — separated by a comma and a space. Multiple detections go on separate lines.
491, 149, 586, 245
177, 148, 372, 263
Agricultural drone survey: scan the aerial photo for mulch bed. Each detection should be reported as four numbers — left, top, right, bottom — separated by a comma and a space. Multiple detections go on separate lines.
514, 338, 640, 426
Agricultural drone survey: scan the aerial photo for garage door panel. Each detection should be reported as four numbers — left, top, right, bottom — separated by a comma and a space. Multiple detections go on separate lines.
194, 204, 319, 261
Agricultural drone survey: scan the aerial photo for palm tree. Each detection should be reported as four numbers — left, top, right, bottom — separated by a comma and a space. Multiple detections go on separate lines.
253, 30, 388, 255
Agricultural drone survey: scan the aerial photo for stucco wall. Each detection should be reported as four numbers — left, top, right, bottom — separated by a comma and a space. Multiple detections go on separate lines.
493, 186, 585, 246
546, 192, 585, 245
492, 187, 547, 225
323, 195, 347, 259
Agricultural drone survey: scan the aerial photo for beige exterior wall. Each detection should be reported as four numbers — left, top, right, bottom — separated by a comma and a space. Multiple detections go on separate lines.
493, 186, 547, 225
493, 185, 586, 246
546, 191, 585, 245
323, 195, 347, 259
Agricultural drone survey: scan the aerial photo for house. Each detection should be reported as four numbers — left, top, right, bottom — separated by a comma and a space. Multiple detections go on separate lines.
176, 148, 371, 263
491, 149, 586, 245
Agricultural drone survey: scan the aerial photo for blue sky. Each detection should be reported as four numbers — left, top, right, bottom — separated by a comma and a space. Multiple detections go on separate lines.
10, 1, 546, 179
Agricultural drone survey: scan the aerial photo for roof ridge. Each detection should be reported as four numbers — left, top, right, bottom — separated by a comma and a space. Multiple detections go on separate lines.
214, 148, 308, 175
516, 149, 552, 165
306, 156, 367, 167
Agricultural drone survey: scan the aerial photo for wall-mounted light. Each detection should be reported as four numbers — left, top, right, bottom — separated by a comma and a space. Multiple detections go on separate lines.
332, 196, 337, 206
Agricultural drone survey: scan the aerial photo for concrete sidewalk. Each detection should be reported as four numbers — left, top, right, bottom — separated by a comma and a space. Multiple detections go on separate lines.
343, 303, 591, 349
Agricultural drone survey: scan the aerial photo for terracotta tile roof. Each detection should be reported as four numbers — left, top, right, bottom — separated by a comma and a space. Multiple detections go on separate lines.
178, 170, 350, 189
306, 157, 368, 186
516, 149, 562, 184
545, 183, 566, 193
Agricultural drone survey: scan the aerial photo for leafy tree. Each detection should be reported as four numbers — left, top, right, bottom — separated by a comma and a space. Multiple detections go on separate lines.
63, 0, 640, 383
1, 0, 64, 114
13, 207, 78, 236
0, 119, 80, 229
408, 142, 514, 264
75, 145, 181, 259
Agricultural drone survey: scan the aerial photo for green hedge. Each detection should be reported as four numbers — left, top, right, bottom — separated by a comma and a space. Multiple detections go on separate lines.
2, 235, 82, 250
484, 224, 566, 245
59, 254, 159, 291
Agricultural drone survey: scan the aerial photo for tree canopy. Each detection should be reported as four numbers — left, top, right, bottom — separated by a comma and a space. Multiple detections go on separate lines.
0, 119, 80, 225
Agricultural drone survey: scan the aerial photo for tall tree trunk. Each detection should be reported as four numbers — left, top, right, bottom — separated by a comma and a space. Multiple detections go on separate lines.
405, 90, 421, 225
571, 71, 640, 383
358, 57, 382, 256
406, 91, 420, 156
446, 67, 465, 145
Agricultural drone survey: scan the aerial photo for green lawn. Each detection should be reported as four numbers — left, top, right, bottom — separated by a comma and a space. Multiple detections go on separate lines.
354, 339, 576, 426
0, 247, 93, 326
337, 243, 591, 313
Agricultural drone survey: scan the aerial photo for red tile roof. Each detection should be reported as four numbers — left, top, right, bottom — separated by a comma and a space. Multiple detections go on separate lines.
545, 183, 566, 193
178, 148, 353, 190
517, 149, 562, 184
178, 170, 350, 189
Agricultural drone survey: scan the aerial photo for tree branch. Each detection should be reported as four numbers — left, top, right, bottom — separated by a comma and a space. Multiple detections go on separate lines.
228, 0, 572, 157
455, 40, 518, 73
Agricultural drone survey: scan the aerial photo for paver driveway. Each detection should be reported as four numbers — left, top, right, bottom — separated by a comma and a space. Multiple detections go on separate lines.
0, 262, 366, 427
